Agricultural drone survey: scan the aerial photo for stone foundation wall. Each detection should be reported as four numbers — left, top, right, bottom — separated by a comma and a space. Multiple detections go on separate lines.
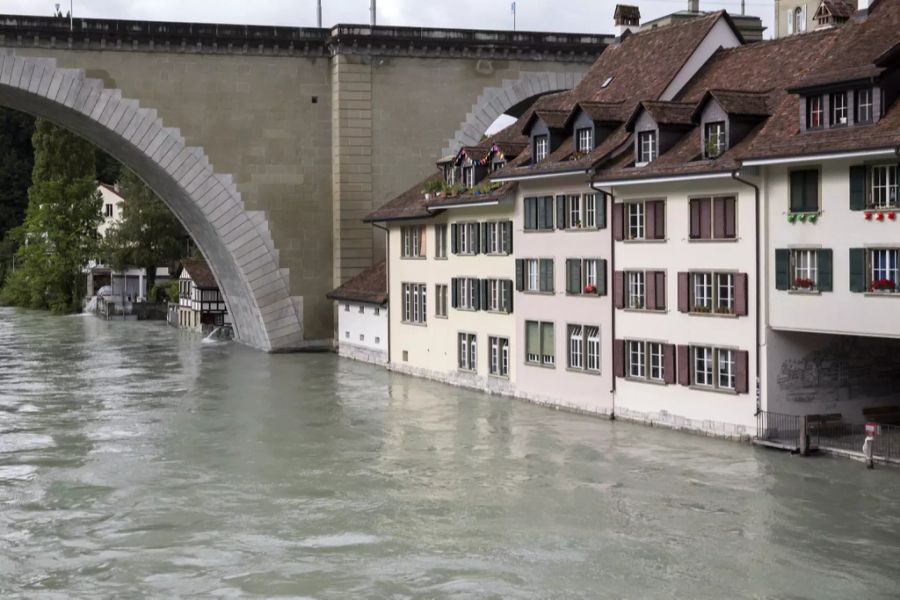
338, 342, 387, 366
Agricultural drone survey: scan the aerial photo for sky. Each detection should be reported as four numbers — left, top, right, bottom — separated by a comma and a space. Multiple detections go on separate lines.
4, 0, 776, 37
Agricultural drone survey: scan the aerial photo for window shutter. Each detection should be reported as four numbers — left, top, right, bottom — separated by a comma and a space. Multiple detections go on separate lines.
451, 224, 459, 254
419, 226, 427, 256
613, 271, 624, 309
540, 258, 554, 292
775, 249, 790, 290
566, 259, 581, 294
735, 350, 749, 394
713, 197, 727, 239
799, 6, 806, 31
451, 278, 459, 308
849, 248, 866, 292
536, 199, 545, 230
786, 9, 794, 35
598, 259, 608, 296
481, 279, 489, 311
524, 198, 535, 231
677, 345, 690, 386
556, 195, 567, 230
612, 203, 624, 241
504, 280, 513, 314
515, 259, 525, 292
654, 200, 666, 239
724, 196, 736, 238
597, 194, 607, 229
849, 165, 867, 210
613, 339, 625, 378
689, 199, 702, 239
699, 198, 711, 239
655, 271, 666, 310
805, 170, 819, 212
734, 273, 748, 316
504, 220, 513, 254
544, 196, 555, 230
818, 249, 833, 292
473, 224, 481, 254
663, 344, 676, 385
677, 272, 689, 313
789, 171, 804, 212
646, 201, 656, 240
480, 223, 487, 254
646, 270, 657, 310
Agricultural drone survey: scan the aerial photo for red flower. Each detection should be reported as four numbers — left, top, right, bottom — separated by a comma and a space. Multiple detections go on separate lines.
871, 279, 897, 291
794, 278, 815, 289
583, 284, 597, 294
890, 212, 897, 221
877, 212, 886, 221
865, 212, 873, 220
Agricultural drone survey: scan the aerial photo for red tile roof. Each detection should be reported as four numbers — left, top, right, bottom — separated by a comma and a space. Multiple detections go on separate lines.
180, 258, 219, 290
327, 261, 388, 305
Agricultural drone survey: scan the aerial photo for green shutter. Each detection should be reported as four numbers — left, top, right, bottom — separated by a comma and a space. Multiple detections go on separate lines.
775, 249, 790, 290
544, 196, 555, 230
849, 165, 866, 211
526, 321, 540, 357
556, 195, 567, 230
598, 259, 608, 296
541, 322, 555, 359
597, 194, 607, 229
566, 259, 581, 294
540, 258, 554, 292
818, 249, 833, 292
789, 171, 804, 213
849, 248, 866, 293
805, 170, 819, 212
515, 259, 525, 291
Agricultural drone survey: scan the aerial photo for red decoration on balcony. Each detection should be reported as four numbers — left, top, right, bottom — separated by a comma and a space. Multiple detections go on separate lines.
890, 212, 897, 221
871, 279, 897, 292
794, 278, 815, 289
877, 212, 886, 221
865, 211, 873, 220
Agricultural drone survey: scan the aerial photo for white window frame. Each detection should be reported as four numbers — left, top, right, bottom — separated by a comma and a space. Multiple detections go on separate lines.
435, 283, 448, 317
435, 224, 447, 259
583, 194, 597, 229
526, 259, 540, 292
463, 165, 475, 188
870, 248, 900, 292
808, 95, 824, 129
459, 278, 479, 310
627, 340, 645, 379
568, 195, 582, 229
831, 91, 848, 126
489, 336, 510, 377
791, 249, 818, 290
638, 131, 657, 164
576, 128, 593, 154
401, 283, 427, 325
870, 164, 898, 209
525, 320, 555, 367
856, 88, 874, 123
534, 135, 549, 162
568, 325, 584, 370
401, 225, 424, 258
458, 332, 477, 371
626, 202, 645, 240
718, 349, 735, 390
626, 271, 645, 310
704, 121, 726, 158
693, 346, 714, 387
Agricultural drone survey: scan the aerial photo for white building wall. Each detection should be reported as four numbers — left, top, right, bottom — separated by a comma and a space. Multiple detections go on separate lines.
97, 184, 124, 238
337, 300, 388, 364
610, 178, 760, 438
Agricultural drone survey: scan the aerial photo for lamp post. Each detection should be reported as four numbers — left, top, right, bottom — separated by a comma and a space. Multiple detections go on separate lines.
511, 2, 517, 32
69, 0, 73, 32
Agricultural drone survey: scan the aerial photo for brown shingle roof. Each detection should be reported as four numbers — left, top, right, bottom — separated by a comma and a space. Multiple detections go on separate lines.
625, 100, 695, 131
695, 89, 771, 119
818, 0, 855, 20
614, 4, 641, 22
327, 261, 387, 305
180, 259, 218, 289
426, 181, 518, 209
364, 172, 441, 223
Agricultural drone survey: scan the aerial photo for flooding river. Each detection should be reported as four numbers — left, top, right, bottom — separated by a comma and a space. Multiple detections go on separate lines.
1, 307, 899, 598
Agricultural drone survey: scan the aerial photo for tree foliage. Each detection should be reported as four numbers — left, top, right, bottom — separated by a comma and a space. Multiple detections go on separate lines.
0, 119, 102, 313
102, 169, 189, 291
0, 108, 36, 286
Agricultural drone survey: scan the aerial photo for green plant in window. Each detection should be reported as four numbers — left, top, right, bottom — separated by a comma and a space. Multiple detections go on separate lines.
808, 213, 819, 224
704, 138, 720, 159
787, 213, 798, 224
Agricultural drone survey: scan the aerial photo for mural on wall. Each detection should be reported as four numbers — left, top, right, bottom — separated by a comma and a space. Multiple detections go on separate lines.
777, 337, 900, 407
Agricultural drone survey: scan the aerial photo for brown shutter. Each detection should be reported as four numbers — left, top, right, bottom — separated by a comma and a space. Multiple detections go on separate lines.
614, 339, 625, 378
677, 272, 689, 313
612, 203, 624, 241
678, 345, 690, 386
645, 202, 656, 241
663, 344, 676, 384
654, 200, 666, 239
646, 270, 656, 310
689, 199, 701, 239
613, 271, 625, 309
734, 273, 748, 316
735, 350, 749, 394
655, 271, 666, 310
724, 197, 736, 238
699, 198, 711, 240
713, 197, 726, 239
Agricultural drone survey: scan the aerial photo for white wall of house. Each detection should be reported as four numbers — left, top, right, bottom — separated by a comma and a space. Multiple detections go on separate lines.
389, 204, 516, 394
97, 184, 124, 238
513, 176, 614, 416
337, 300, 388, 364
610, 177, 760, 437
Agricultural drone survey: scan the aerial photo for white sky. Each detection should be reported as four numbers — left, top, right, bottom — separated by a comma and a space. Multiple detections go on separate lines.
4, 1, 775, 36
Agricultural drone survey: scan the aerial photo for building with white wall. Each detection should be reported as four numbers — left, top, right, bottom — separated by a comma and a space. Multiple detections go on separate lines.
327, 261, 389, 365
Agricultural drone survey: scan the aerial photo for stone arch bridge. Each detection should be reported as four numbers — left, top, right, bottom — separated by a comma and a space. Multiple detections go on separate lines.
0, 16, 608, 351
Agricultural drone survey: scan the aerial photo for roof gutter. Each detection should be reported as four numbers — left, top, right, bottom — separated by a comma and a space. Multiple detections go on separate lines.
428, 199, 500, 210
592, 171, 734, 187
742, 148, 896, 167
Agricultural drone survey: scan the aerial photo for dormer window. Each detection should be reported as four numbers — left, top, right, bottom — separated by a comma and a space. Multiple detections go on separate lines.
492, 159, 506, 172
856, 88, 874, 123
704, 122, 726, 158
534, 135, 549, 163
807, 95, 824, 129
445, 166, 456, 186
576, 128, 593, 154
830, 92, 848, 126
637, 131, 657, 164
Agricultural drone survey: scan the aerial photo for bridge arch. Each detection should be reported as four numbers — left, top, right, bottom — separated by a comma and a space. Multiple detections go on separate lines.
0, 51, 302, 352
442, 70, 584, 157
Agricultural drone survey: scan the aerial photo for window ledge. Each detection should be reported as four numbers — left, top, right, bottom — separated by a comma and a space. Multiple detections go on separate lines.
623, 238, 668, 244
624, 376, 667, 386
689, 385, 738, 396
435, 314, 449, 319
523, 291, 556, 296
401, 321, 428, 327
688, 311, 738, 318
457, 368, 477, 374
525, 362, 556, 370
864, 292, 900, 298
434, 256, 448, 261
523, 229, 555, 234
565, 227, 602, 233
688, 237, 739, 243
565, 293, 603, 298
454, 307, 478, 312
484, 252, 512, 257
488, 373, 510, 380
485, 310, 513, 315
566, 367, 602, 376
788, 289, 821, 296
622, 308, 667, 314
400, 256, 427, 260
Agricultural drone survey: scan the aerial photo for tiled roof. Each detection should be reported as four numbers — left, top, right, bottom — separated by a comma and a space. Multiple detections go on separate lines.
625, 100, 695, 130
696, 89, 771, 119
614, 5, 641, 21
572, 101, 629, 125
363, 172, 441, 222
327, 261, 387, 305
819, 0, 855, 20
425, 181, 518, 209
181, 258, 218, 289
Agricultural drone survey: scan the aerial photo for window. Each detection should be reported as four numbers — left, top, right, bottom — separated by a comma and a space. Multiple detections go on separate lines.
484, 221, 512, 255
435, 224, 447, 259
856, 88, 874, 123
689, 196, 736, 240
566, 258, 605, 295
401, 225, 426, 258
344, 303, 350, 312
626, 202, 644, 240
456, 277, 480, 310
870, 249, 899, 293
525, 321, 555, 366
637, 131, 657, 164
104, 203, 114, 218
523, 258, 554, 293
623, 200, 664, 240
458, 332, 477, 371
359, 334, 365, 342
830, 92, 848, 126
689, 272, 734, 315
568, 195, 582, 229
524, 196, 554, 231
576, 128, 593, 154
526, 259, 539, 292
568, 325, 601, 373
789, 169, 819, 213
435, 284, 448, 317
358, 305, 365, 314
627, 340, 665, 382
453, 222, 480, 255
627, 340, 645, 379
462, 166, 475, 188
793, 7, 804, 34
345, 330, 349, 338
791, 249, 818, 290
626, 271, 645, 309
690, 346, 736, 391
445, 165, 456, 186
704, 122, 726, 158
807, 96, 824, 129
534, 135, 549, 163
870, 164, 898, 209
492, 159, 506, 172
485, 279, 513, 313
374, 308, 380, 316
375, 336, 380, 344
489, 336, 510, 377
583, 194, 598, 229
401, 283, 427, 324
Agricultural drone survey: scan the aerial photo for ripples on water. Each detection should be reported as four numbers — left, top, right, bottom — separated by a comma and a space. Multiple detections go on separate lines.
0, 307, 899, 598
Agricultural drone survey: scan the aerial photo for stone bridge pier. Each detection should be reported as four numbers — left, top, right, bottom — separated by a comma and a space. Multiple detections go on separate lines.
0, 16, 608, 350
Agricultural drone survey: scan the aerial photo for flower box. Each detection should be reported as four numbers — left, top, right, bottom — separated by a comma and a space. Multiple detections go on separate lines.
794, 277, 816, 290
582, 284, 597, 294
871, 279, 897, 292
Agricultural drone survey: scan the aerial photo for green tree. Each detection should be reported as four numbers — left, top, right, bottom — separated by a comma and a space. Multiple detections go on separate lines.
94, 148, 122, 185
102, 169, 189, 292
0, 119, 102, 313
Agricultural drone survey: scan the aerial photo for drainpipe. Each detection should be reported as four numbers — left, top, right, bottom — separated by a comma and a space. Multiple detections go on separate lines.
590, 173, 616, 419
731, 170, 762, 416
372, 221, 390, 364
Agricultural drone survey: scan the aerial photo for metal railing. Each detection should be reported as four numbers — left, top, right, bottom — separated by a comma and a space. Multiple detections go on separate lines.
756, 410, 805, 452
811, 420, 900, 462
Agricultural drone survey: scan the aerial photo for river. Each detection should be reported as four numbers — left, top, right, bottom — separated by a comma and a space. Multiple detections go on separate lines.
0, 307, 899, 598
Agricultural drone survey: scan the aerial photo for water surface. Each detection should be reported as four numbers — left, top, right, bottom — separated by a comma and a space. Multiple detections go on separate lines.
1, 307, 899, 598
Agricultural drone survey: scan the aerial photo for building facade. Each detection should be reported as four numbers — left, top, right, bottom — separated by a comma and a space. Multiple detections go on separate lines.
327, 262, 389, 365
177, 259, 228, 333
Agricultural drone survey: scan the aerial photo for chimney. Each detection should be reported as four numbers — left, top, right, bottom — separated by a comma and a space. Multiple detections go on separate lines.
614, 4, 641, 37
688, 0, 700, 12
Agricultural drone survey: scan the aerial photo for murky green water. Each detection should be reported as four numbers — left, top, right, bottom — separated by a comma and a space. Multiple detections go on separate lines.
1, 307, 899, 598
